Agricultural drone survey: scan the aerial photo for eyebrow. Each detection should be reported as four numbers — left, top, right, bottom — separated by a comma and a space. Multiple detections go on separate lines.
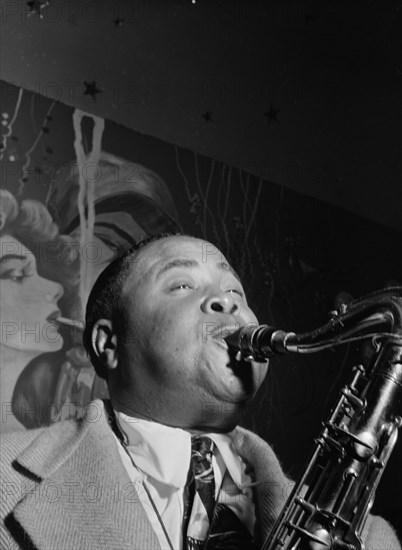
0, 254, 27, 264
154, 258, 242, 283
155, 259, 197, 280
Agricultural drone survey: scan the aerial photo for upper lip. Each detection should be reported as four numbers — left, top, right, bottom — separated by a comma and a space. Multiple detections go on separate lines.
210, 325, 241, 340
46, 310, 61, 322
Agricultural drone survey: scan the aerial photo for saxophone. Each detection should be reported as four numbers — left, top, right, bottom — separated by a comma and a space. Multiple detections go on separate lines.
226, 287, 402, 550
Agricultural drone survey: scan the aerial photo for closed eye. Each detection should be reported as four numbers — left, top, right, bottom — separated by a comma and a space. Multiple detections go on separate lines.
226, 288, 244, 298
170, 283, 195, 291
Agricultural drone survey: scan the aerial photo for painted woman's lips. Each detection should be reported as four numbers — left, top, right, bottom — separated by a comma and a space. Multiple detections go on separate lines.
46, 310, 61, 323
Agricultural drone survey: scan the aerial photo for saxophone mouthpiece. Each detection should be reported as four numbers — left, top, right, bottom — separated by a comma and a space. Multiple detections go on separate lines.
225, 324, 294, 360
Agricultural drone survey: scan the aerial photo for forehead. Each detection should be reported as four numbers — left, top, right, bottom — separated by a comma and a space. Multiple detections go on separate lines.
127, 237, 237, 287
0, 234, 25, 257
0, 234, 34, 269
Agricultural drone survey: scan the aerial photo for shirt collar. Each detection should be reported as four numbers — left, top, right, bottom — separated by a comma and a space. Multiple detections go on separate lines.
114, 410, 245, 490
208, 433, 245, 488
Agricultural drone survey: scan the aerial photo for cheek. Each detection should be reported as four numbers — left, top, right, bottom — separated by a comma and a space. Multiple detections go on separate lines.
244, 305, 259, 325
149, 312, 188, 351
1, 285, 27, 319
147, 308, 199, 366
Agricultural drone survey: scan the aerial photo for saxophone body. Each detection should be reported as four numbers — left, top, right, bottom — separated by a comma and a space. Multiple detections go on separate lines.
227, 287, 402, 550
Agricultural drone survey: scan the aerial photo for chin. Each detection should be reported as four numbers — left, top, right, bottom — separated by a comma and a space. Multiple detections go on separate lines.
213, 407, 245, 432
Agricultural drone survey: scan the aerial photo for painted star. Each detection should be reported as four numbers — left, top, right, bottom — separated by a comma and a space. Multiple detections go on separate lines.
264, 105, 280, 125
83, 80, 102, 101
27, 0, 49, 18
202, 111, 213, 122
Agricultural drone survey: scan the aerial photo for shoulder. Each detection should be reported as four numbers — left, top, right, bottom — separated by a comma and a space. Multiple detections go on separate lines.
0, 400, 110, 482
232, 425, 293, 499
0, 426, 47, 471
232, 426, 287, 474
0, 420, 76, 478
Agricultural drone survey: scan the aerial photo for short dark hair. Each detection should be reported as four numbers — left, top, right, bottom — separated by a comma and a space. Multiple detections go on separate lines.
83, 233, 179, 379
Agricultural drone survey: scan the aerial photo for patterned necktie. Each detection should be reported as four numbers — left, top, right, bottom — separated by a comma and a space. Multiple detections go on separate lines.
184, 435, 257, 550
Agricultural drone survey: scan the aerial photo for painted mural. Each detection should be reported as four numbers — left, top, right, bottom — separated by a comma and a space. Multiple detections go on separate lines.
0, 82, 401, 530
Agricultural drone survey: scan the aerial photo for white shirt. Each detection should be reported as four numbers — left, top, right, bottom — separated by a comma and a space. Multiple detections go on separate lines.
113, 410, 256, 550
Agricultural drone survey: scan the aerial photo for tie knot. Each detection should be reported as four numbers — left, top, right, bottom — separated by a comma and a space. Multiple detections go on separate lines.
191, 435, 215, 455
191, 436, 215, 476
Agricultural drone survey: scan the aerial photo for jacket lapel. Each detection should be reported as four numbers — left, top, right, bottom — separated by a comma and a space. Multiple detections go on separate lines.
233, 426, 293, 545
11, 401, 289, 549
12, 400, 160, 550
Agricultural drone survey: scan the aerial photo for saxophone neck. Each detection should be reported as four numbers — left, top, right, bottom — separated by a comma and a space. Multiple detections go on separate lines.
226, 287, 402, 360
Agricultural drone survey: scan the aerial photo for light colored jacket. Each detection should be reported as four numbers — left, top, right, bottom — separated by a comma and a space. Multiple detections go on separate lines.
1, 400, 399, 549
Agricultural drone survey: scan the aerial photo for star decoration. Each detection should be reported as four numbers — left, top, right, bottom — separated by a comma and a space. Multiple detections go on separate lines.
202, 111, 213, 122
83, 81, 102, 101
264, 105, 280, 125
113, 17, 124, 27
27, 0, 49, 18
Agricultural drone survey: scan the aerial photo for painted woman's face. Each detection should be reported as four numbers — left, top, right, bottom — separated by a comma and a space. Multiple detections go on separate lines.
70, 211, 145, 287
0, 235, 64, 353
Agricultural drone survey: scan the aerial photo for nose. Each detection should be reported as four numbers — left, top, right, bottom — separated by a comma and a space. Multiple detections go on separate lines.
202, 291, 239, 315
43, 279, 64, 303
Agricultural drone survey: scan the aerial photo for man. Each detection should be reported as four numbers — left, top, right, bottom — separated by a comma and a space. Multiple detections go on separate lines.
1, 234, 400, 550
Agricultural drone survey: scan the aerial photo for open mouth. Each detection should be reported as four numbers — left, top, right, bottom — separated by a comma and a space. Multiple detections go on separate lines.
212, 326, 242, 354
210, 326, 239, 341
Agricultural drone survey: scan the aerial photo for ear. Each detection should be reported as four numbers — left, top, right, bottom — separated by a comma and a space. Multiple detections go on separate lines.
92, 319, 119, 371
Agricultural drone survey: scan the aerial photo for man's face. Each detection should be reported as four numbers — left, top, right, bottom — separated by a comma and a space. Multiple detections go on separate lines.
111, 236, 268, 431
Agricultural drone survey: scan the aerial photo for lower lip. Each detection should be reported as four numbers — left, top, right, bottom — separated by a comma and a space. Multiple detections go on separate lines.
213, 340, 229, 352
46, 321, 61, 332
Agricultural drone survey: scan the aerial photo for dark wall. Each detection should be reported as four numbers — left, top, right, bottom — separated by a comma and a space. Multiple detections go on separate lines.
2, 0, 402, 230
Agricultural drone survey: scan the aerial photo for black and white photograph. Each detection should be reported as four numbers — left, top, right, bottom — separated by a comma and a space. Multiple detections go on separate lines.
1, 1, 401, 548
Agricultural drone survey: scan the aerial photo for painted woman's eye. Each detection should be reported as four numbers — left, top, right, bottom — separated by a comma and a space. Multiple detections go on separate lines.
0, 270, 25, 283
